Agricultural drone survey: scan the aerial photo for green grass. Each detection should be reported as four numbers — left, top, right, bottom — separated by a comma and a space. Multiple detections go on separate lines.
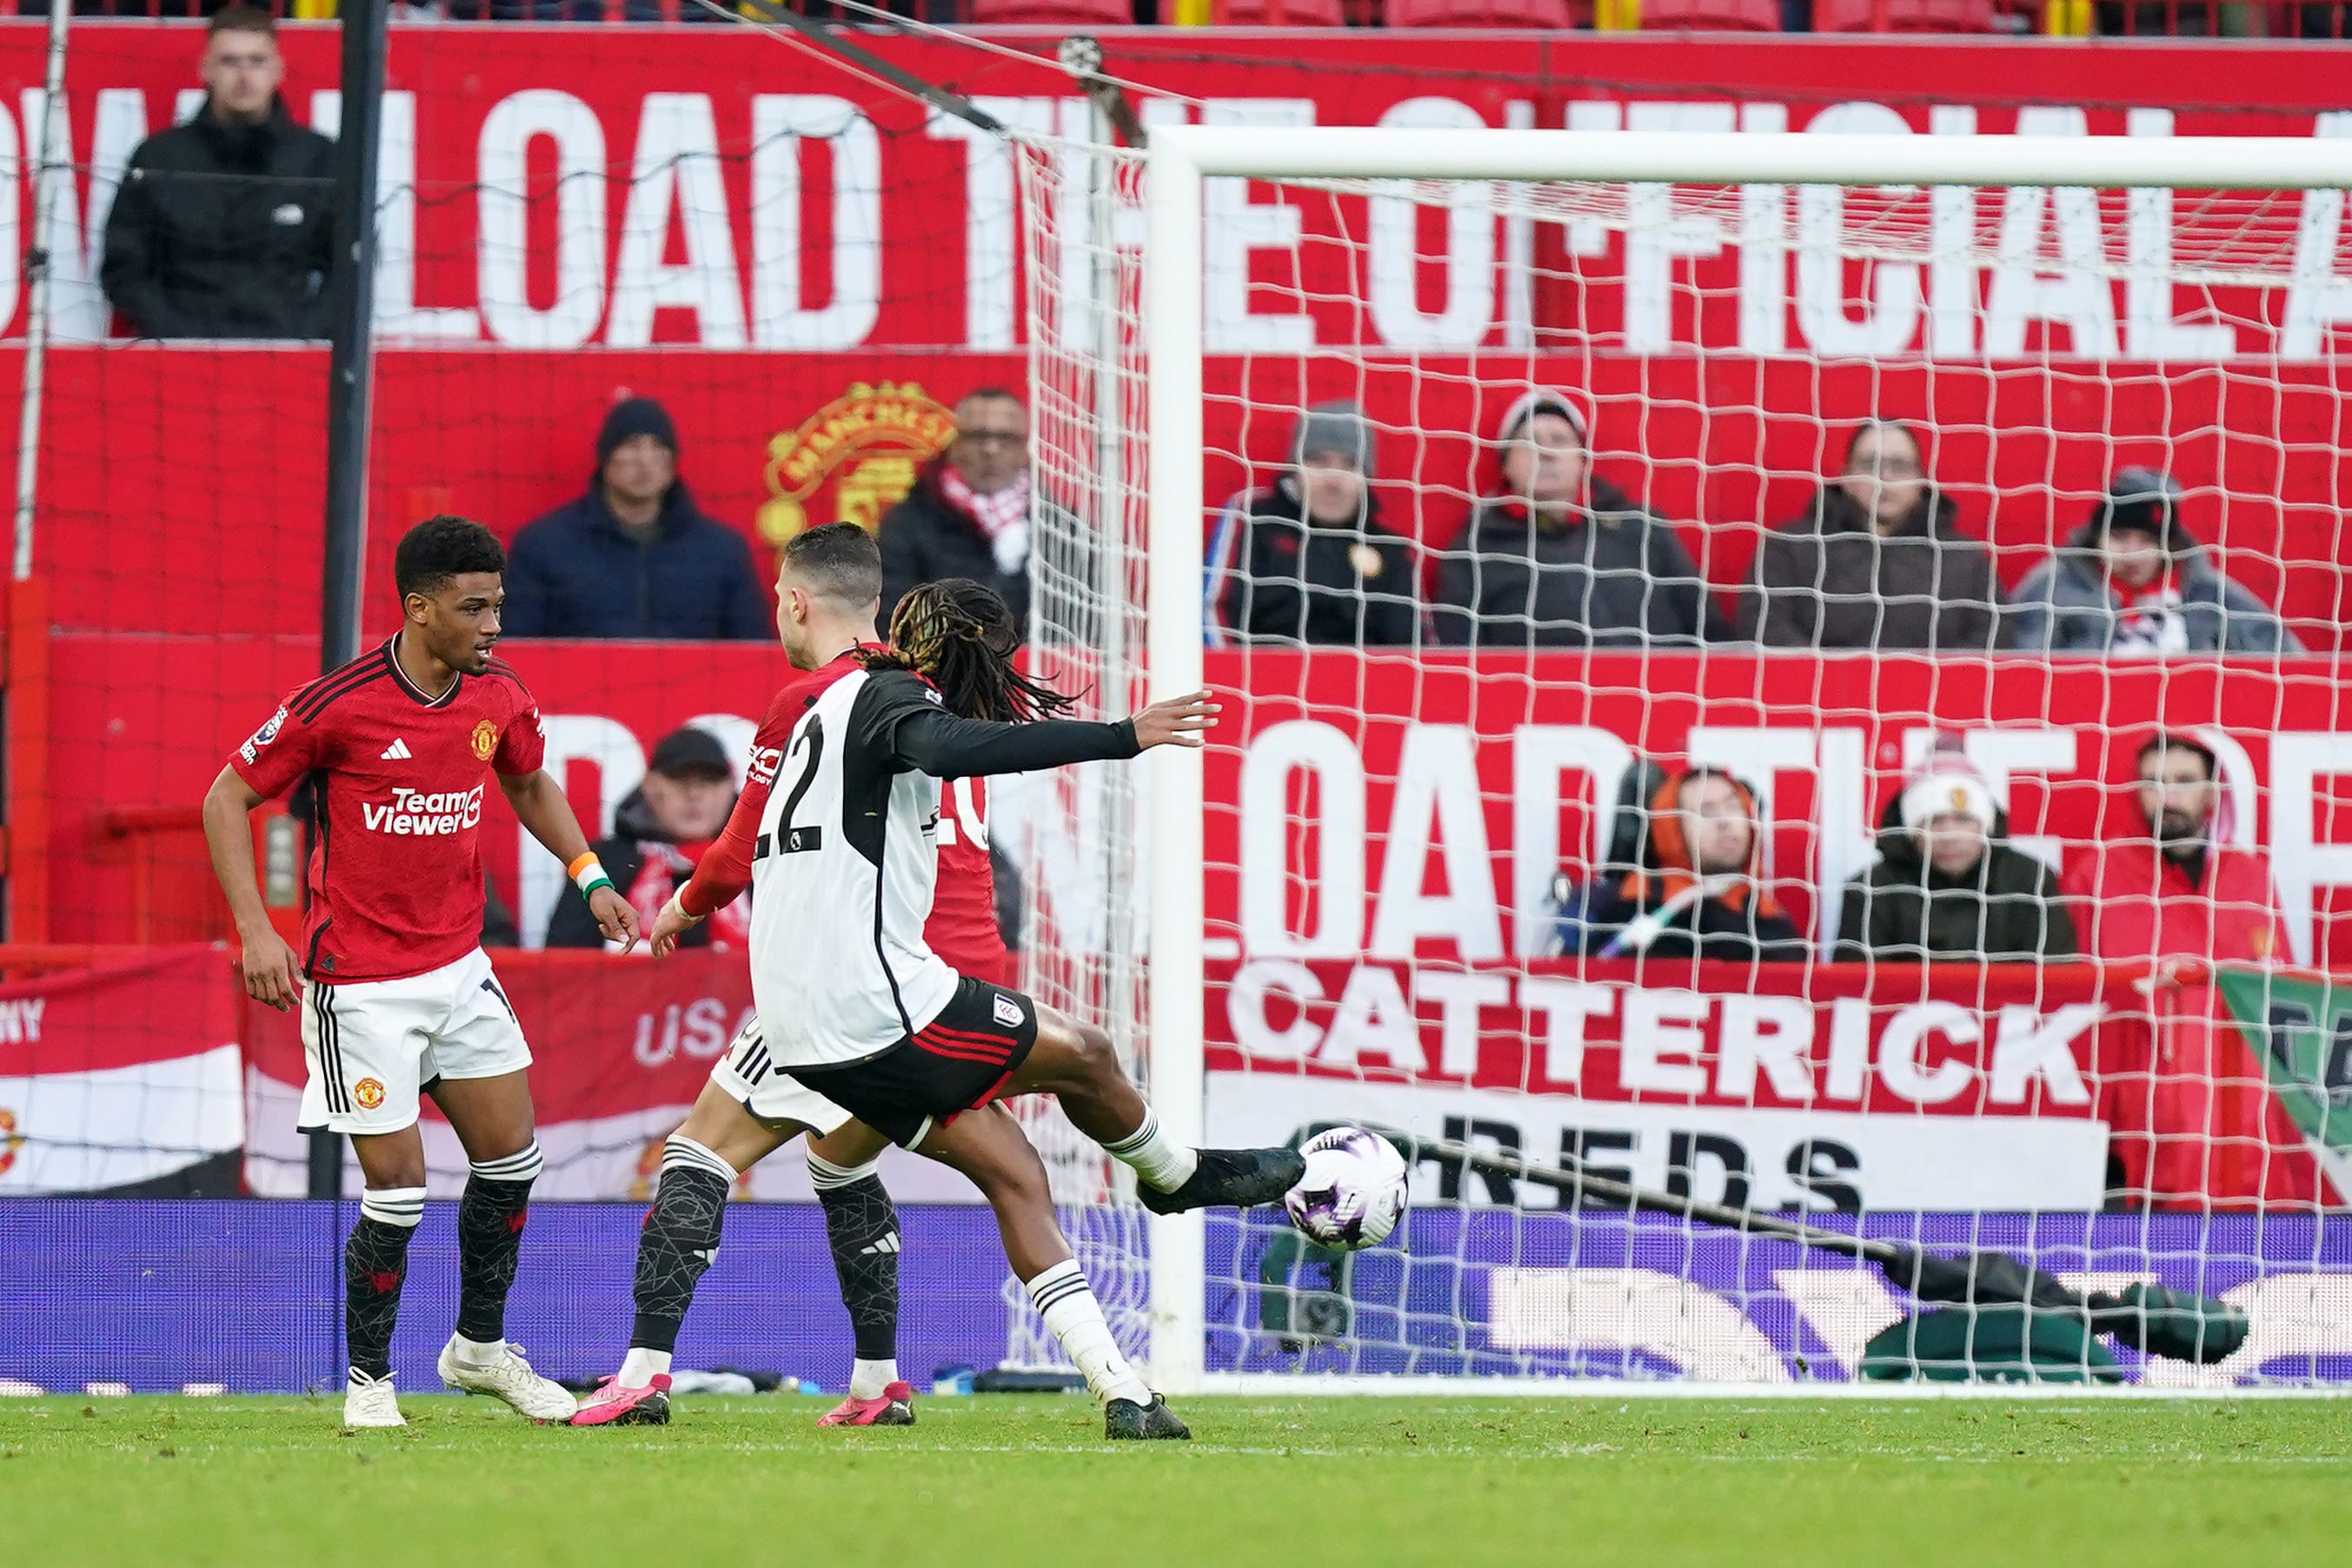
4, 1394, 2349, 1567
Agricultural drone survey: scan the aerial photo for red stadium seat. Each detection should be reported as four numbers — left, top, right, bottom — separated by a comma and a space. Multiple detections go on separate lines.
1634, 0, 1781, 27
1811, 0, 2001, 29
1213, 0, 1349, 23
1384, 0, 1583, 26
962, 0, 1137, 23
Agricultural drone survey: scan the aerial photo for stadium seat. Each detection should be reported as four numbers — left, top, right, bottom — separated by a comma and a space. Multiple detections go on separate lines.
1631, 0, 1781, 27
1811, 0, 2002, 28
1213, 0, 1349, 23
1384, 0, 1583, 27
963, 0, 1137, 23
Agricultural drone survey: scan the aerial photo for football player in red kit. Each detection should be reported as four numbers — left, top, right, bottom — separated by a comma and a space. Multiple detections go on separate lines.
202, 515, 641, 1429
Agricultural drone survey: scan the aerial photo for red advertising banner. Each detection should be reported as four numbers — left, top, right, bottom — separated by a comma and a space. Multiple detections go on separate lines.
1199, 650, 2352, 970
45, 642, 2352, 977
8, 26, 2352, 639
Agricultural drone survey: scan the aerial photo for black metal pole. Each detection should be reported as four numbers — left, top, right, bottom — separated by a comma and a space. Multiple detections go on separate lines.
309, 0, 388, 1201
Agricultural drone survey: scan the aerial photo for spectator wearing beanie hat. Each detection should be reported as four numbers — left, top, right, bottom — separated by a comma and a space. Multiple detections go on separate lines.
1431, 389, 1726, 650
1206, 400, 1421, 647
503, 395, 770, 640
1832, 734, 2076, 965
2004, 466, 2299, 657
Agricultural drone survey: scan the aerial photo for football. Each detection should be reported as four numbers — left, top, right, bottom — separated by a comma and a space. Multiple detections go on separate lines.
1282, 1126, 1410, 1250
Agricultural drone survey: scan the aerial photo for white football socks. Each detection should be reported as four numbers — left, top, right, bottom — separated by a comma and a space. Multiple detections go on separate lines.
1101, 1107, 1199, 1194
1025, 1260, 1151, 1408
451, 1333, 506, 1367
850, 1359, 900, 1400
618, 1348, 672, 1388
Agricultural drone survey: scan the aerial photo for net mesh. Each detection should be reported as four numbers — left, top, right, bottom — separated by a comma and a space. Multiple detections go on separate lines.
1017, 126, 2352, 1387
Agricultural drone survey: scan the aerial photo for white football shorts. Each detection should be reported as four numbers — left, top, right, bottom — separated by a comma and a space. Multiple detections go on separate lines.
297, 947, 533, 1136
708, 1013, 856, 1138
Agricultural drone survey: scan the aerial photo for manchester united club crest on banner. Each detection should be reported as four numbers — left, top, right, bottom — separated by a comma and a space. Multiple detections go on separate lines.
759, 382, 958, 545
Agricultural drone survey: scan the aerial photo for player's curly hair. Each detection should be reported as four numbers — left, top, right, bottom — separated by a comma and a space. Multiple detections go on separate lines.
395, 515, 505, 599
875, 578, 1080, 724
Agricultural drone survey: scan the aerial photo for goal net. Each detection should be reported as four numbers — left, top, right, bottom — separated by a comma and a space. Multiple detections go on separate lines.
1016, 124, 2352, 1392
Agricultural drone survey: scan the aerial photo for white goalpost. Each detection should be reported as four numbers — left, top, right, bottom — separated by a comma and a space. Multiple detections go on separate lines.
1019, 124, 2352, 1396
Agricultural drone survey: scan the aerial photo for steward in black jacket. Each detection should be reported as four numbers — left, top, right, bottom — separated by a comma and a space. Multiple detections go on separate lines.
101, 94, 335, 339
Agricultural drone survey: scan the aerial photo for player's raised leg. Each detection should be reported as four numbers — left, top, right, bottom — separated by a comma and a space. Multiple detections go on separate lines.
572, 1078, 807, 1427
1000, 1002, 1303, 1217
917, 1106, 1187, 1440
806, 1120, 914, 1427
429, 1049, 574, 1422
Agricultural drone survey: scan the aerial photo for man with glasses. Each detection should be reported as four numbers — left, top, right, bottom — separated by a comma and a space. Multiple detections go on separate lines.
877, 389, 1036, 639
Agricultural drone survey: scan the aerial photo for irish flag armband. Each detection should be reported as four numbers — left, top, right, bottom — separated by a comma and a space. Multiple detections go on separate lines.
568, 851, 616, 903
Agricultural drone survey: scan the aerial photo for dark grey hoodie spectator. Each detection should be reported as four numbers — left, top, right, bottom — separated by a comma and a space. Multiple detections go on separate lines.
1431, 390, 1726, 650
2005, 468, 2300, 656
504, 397, 771, 641
1740, 420, 2004, 653
1206, 401, 1419, 648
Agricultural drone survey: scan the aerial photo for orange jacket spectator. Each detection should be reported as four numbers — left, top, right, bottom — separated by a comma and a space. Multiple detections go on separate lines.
2062, 731, 2322, 1208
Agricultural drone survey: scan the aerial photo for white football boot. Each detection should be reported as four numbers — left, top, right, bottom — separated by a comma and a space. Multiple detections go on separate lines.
343, 1368, 405, 1428
437, 1336, 578, 1423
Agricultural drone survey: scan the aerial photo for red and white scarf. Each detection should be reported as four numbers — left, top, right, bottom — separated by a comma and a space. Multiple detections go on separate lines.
2111, 567, 2189, 656
940, 466, 1032, 575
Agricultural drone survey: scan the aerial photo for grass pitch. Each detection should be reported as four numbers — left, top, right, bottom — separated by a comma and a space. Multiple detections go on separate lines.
4, 1393, 2347, 1567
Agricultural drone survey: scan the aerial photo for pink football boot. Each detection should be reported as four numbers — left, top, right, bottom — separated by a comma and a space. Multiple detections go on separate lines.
568, 1373, 673, 1426
815, 1380, 915, 1427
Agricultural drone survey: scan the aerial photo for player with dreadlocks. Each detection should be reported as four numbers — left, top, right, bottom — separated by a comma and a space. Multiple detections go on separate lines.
574, 526, 1303, 1440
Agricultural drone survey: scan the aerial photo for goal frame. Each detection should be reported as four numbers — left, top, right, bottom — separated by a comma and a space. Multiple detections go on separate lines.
1136, 126, 2352, 1397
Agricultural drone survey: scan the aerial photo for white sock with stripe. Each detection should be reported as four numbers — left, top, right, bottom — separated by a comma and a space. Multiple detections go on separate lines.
1101, 1107, 1198, 1193
618, 1347, 671, 1387
850, 1359, 900, 1400
359, 1187, 427, 1229
1025, 1260, 1151, 1408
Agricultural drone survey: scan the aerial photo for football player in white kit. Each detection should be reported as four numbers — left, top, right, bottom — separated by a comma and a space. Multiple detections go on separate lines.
573, 527, 1304, 1439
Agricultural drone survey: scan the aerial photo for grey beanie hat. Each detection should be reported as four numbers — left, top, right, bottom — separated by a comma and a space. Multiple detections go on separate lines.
1292, 400, 1377, 479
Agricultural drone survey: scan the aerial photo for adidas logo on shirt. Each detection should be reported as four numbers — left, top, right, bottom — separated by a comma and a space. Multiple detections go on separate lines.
380, 738, 412, 761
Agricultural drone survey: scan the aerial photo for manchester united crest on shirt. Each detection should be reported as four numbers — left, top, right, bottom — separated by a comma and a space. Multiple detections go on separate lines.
471, 720, 499, 761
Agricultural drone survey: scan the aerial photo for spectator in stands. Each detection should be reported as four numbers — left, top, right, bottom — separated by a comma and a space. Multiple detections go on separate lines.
1577, 766, 1806, 964
2065, 731, 2289, 967
1206, 401, 1419, 647
1833, 735, 2074, 964
503, 396, 770, 640
545, 727, 743, 951
2005, 467, 2300, 656
2063, 730, 2316, 1206
99, 7, 335, 341
879, 388, 1035, 636
1740, 420, 2005, 653
1432, 390, 1724, 650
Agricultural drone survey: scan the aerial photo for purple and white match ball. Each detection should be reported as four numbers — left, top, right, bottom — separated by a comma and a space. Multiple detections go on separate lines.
1283, 1127, 1409, 1250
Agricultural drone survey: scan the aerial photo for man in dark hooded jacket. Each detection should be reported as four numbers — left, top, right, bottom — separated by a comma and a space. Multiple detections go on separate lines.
1432, 389, 1726, 650
1833, 740, 2076, 964
503, 396, 770, 640
1742, 419, 2004, 652
100, 7, 336, 340
1207, 400, 1419, 647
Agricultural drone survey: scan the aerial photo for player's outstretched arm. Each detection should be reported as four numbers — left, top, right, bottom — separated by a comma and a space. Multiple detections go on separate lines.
499, 769, 642, 955
884, 690, 1219, 780
201, 765, 303, 1012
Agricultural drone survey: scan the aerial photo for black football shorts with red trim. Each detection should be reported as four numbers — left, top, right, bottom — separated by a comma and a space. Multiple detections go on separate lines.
786, 976, 1040, 1148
